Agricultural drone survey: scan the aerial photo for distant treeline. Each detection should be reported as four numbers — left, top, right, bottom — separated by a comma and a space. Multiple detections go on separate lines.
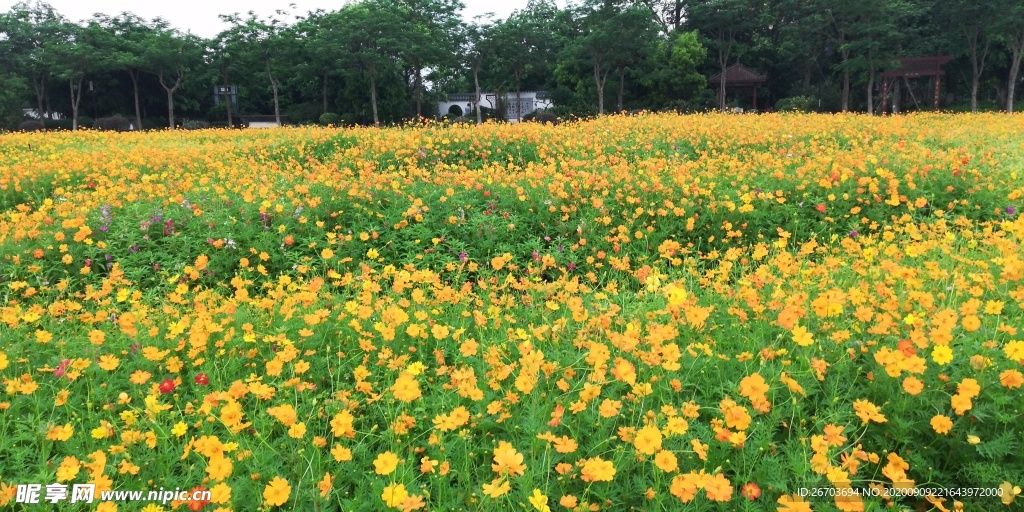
1, 0, 1022, 130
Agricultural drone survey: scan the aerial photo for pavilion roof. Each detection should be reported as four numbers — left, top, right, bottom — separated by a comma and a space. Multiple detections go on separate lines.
709, 63, 767, 85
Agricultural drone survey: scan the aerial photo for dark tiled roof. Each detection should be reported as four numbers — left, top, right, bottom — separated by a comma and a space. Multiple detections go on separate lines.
709, 64, 767, 85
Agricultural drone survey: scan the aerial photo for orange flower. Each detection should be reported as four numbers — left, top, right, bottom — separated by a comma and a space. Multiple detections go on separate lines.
491, 441, 526, 477
852, 399, 887, 425
1000, 369, 1024, 389
704, 473, 733, 502
931, 415, 953, 434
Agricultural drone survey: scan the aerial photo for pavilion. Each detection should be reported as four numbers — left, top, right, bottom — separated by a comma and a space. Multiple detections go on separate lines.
709, 63, 767, 111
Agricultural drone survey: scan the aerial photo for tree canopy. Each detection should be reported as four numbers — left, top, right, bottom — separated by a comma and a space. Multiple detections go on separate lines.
2, 0, 1024, 130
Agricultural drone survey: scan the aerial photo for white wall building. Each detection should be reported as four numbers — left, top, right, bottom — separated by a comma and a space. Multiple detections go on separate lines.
439, 91, 553, 123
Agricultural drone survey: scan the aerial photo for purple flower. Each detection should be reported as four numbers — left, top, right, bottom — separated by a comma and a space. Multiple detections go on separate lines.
1006, 206, 1016, 216
849, 231, 858, 238
459, 252, 467, 261
567, 263, 576, 271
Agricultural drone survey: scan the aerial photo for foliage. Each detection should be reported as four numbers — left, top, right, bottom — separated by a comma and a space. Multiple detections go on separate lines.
318, 112, 340, 126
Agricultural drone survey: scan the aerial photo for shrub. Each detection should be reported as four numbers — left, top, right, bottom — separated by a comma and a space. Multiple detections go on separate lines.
319, 113, 340, 126
182, 119, 210, 130
775, 95, 817, 112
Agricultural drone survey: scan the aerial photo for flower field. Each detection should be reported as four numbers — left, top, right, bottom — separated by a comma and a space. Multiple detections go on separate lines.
1, 113, 1024, 511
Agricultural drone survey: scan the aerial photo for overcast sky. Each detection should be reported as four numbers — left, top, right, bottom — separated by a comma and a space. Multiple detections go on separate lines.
0, 0, 555, 38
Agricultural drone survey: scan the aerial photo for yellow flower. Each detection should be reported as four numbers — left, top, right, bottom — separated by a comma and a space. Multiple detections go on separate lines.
791, 325, 813, 347
391, 373, 421, 402
46, 423, 74, 441
373, 451, 399, 475
633, 424, 663, 456
482, 478, 510, 498
381, 483, 408, 508
98, 355, 120, 371
491, 441, 526, 477
56, 456, 80, 482
206, 455, 233, 481
654, 450, 678, 472
999, 481, 1021, 506
528, 489, 551, 512
580, 457, 616, 482
287, 422, 306, 439
331, 444, 352, 462
852, 399, 886, 425
262, 476, 291, 507
931, 345, 953, 366
171, 422, 188, 437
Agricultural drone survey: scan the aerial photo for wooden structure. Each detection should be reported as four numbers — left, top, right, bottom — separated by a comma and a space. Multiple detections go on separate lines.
709, 63, 767, 111
880, 55, 952, 113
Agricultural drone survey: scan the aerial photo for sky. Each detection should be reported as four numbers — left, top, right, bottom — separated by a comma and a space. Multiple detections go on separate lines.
0, 0, 550, 38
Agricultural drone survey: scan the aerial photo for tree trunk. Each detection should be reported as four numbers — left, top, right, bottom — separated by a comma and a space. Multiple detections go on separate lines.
270, 72, 281, 126
867, 67, 874, 115
1009, 35, 1023, 113
158, 68, 183, 129
414, 62, 422, 119
128, 68, 142, 130
474, 66, 482, 125
617, 68, 625, 112
69, 78, 83, 131
166, 89, 175, 129
966, 26, 991, 113
515, 69, 523, 122
593, 59, 606, 115
32, 75, 46, 121
322, 71, 329, 115
842, 68, 850, 112
369, 64, 379, 127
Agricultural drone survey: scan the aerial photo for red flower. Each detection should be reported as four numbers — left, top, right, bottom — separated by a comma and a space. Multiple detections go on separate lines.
187, 486, 210, 511
815, 203, 827, 214
741, 482, 761, 501
194, 373, 210, 386
159, 378, 177, 394
484, 190, 491, 197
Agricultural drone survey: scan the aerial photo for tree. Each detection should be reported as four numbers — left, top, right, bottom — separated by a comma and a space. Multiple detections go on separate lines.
85, 13, 156, 130
492, 1, 561, 120
293, 10, 345, 116
337, 1, 405, 126
939, 0, 1000, 112
397, 0, 465, 118
564, 2, 661, 114
464, 18, 498, 124
643, 30, 708, 109
638, 0, 686, 34
221, 11, 296, 126
997, 4, 1024, 112
0, 1, 67, 121
685, 0, 757, 110
145, 22, 202, 128
49, 21, 98, 130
